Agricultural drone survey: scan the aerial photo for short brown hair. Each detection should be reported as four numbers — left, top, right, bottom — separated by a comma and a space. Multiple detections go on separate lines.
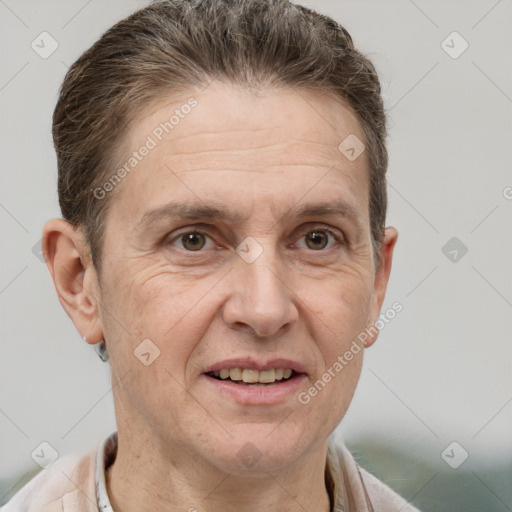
53, 0, 388, 271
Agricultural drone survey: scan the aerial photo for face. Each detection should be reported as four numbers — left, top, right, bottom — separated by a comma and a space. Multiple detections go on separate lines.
73, 82, 395, 472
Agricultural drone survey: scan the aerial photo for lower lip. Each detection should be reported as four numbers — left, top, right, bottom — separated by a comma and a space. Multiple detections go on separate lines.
202, 373, 307, 405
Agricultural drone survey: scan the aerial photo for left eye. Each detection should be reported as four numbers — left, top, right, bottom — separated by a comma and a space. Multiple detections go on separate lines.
296, 229, 340, 251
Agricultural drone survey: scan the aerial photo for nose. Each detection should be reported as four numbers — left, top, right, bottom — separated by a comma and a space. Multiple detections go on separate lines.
222, 250, 299, 338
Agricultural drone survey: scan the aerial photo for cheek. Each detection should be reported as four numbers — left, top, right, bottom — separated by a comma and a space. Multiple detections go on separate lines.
100, 263, 219, 370
296, 263, 372, 420
99, 266, 219, 425
300, 265, 374, 342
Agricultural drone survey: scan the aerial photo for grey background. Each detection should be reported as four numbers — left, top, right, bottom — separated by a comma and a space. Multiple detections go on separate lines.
1, 0, 511, 510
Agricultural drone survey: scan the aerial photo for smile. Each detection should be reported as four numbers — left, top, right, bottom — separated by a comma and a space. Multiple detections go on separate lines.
207, 368, 295, 385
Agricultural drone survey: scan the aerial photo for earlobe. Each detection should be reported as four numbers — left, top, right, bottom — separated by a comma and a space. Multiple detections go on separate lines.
42, 219, 104, 345
363, 226, 399, 348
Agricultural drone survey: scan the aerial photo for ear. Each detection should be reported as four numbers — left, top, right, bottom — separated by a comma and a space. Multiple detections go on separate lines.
42, 219, 104, 346
363, 226, 398, 348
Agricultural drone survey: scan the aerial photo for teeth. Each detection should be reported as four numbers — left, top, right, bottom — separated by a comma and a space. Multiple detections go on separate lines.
258, 369, 275, 383
212, 368, 295, 384
242, 369, 259, 383
230, 368, 243, 381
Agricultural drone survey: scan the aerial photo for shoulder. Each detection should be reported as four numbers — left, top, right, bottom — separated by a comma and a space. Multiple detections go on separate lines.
1, 451, 97, 512
329, 439, 422, 512
356, 463, 421, 512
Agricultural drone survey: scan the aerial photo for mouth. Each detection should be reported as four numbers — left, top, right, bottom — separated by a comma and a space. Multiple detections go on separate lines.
205, 368, 300, 387
202, 359, 307, 404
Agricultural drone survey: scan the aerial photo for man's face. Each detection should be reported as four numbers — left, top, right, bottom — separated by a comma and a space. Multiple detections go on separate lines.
93, 81, 392, 472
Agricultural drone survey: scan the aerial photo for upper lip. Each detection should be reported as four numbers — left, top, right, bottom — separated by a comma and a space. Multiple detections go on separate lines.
204, 358, 307, 374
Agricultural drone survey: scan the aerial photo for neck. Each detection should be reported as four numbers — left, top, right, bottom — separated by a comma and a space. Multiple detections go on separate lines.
106, 429, 332, 512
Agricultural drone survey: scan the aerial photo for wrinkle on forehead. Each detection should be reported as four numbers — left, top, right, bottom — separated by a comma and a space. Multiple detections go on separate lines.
105, 82, 370, 232
118, 81, 365, 163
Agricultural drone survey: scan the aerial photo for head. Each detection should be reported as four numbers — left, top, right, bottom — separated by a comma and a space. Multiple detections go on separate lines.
44, 0, 397, 474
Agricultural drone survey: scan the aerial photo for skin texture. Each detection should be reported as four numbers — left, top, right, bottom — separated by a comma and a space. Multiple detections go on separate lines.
43, 81, 398, 512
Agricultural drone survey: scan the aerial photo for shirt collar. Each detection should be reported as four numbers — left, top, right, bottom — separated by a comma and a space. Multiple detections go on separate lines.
96, 431, 117, 512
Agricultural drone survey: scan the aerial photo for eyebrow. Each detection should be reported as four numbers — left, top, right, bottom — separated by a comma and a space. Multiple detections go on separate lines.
136, 198, 364, 232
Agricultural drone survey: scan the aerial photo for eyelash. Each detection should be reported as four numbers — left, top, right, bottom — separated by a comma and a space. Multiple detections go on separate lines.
167, 225, 344, 253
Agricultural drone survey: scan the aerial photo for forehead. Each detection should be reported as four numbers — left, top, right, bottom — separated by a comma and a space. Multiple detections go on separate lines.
109, 81, 370, 227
